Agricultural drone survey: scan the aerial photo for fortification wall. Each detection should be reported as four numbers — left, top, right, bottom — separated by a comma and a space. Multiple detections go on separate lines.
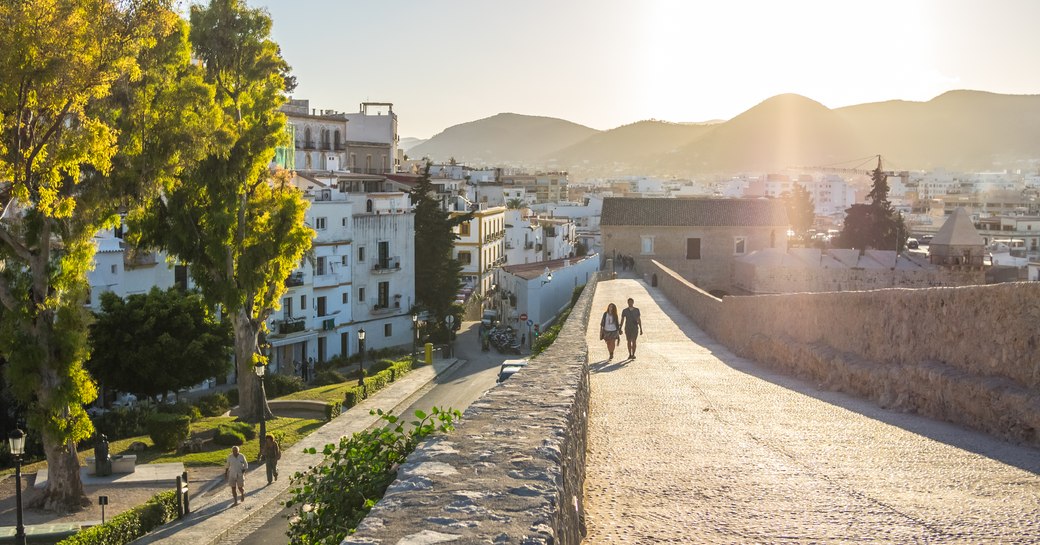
650, 260, 1040, 446
344, 275, 599, 545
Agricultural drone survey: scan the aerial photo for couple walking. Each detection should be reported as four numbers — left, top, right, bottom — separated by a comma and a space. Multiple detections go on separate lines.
599, 298, 642, 361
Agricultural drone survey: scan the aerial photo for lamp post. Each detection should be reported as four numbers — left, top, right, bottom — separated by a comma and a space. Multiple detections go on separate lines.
357, 328, 366, 387
411, 313, 418, 367
253, 362, 266, 460
8, 428, 26, 545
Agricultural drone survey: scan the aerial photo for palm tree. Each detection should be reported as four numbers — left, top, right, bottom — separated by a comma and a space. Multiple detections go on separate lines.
506, 198, 524, 209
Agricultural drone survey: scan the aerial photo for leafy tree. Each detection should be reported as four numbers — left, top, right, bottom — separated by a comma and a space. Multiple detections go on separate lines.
574, 241, 588, 257
0, 0, 213, 511
785, 183, 815, 244
836, 159, 905, 252
87, 288, 232, 401
506, 197, 524, 210
133, 0, 311, 423
410, 162, 471, 335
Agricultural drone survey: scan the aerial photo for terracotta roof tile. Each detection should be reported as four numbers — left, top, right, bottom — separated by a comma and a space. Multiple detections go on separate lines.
600, 197, 789, 227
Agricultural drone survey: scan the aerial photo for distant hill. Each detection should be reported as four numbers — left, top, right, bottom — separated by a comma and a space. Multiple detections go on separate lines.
408, 90, 1040, 175
399, 137, 426, 153
407, 113, 598, 165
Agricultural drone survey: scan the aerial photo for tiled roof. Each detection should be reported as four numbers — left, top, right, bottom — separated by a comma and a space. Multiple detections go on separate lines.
931, 207, 984, 246
600, 197, 789, 227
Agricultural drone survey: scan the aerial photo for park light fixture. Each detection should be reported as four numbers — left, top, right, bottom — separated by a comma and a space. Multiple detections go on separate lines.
254, 361, 266, 377
8, 428, 25, 456
357, 328, 367, 387
9, 428, 26, 545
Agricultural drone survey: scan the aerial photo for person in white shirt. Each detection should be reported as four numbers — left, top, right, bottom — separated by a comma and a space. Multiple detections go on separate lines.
599, 303, 620, 360
225, 445, 248, 505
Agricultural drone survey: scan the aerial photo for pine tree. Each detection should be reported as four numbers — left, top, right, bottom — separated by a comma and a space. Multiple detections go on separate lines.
837, 158, 905, 252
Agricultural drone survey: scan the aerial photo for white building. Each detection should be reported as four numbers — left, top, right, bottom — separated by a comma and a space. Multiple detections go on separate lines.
452, 205, 507, 297
283, 99, 398, 176
503, 209, 543, 266
87, 221, 181, 311
496, 255, 600, 335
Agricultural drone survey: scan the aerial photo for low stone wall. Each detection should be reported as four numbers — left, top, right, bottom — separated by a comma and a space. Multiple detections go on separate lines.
344, 275, 598, 545
649, 260, 1040, 446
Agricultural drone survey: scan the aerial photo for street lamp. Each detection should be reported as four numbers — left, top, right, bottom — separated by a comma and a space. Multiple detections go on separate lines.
8, 428, 26, 545
253, 362, 266, 461
357, 328, 366, 387
411, 313, 418, 366
541, 269, 553, 286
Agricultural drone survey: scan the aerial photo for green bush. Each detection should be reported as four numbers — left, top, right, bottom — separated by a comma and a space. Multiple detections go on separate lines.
146, 413, 190, 451
225, 388, 239, 406
343, 386, 366, 409
92, 406, 155, 441
312, 370, 347, 387
56, 490, 179, 545
325, 402, 341, 421
213, 422, 256, 446
157, 401, 201, 422
264, 374, 305, 398
532, 304, 575, 356
196, 393, 230, 417
365, 358, 396, 375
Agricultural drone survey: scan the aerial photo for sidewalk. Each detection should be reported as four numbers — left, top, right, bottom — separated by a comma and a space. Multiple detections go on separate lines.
583, 278, 1040, 544
131, 356, 461, 545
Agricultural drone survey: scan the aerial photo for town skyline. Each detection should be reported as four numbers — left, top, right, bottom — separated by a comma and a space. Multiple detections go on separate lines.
252, 0, 1040, 138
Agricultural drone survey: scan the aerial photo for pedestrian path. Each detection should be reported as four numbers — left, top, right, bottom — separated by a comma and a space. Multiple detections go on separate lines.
132, 356, 461, 545
34, 462, 185, 488
584, 278, 1040, 544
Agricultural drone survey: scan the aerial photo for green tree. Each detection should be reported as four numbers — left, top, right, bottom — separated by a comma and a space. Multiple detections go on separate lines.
410, 162, 470, 334
506, 197, 524, 210
836, 159, 905, 252
785, 183, 815, 244
87, 288, 233, 401
133, 0, 311, 423
0, 0, 212, 511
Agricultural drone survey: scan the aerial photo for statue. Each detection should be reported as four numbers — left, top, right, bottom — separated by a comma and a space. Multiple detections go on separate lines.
95, 434, 112, 476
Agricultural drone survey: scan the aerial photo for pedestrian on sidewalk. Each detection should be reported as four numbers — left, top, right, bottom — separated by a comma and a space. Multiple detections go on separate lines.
225, 445, 248, 505
599, 303, 620, 360
620, 297, 643, 359
260, 433, 281, 485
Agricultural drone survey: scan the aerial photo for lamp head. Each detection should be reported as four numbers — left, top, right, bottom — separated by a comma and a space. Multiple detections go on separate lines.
358, 328, 366, 341
412, 313, 418, 324
8, 428, 25, 456
254, 361, 265, 377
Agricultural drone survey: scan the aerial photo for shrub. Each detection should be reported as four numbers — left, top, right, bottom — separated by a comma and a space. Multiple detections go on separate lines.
225, 388, 239, 406
312, 370, 347, 387
56, 490, 179, 545
213, 422, 256, 446
365, 358, 396, 376
264, 374, 305, 398
158, 401, 202, 422
93, 406, 155, 441
343, 386, 367, 409
196, 393, 230, 417
325, 402, 341, 421
145, 413, 191, 451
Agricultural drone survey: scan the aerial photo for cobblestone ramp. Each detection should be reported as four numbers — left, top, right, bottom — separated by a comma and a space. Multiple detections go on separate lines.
584, 279, 1040, 544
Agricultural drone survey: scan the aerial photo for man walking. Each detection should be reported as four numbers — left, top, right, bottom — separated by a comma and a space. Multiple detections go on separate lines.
620, 297, 643, 359
225, 445, 248, 505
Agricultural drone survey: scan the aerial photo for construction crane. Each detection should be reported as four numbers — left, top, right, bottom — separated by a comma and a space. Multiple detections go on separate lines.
792, 154, 909, 184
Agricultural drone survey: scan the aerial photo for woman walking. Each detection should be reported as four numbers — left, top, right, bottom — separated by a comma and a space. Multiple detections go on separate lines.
600, 303, 621, 360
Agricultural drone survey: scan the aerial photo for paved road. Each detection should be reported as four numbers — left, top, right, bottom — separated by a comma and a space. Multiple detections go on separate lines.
584, 278, 1040, 544
221, 321, 514, 545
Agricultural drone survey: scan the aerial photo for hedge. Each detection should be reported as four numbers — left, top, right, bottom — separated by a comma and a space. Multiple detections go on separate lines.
196, 393, 230, 417
342, 360, 415, 410
325, 402, 341, 421
145, 413, 191, 451
56, 490, 178, 545
213, 422, 257, 446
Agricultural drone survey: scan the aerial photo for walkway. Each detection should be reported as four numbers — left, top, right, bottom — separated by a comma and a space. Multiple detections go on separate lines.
584, 278, 1040, 544
132, 356, 460, 545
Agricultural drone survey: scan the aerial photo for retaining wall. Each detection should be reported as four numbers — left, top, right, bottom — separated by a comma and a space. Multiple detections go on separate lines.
650, 259, 1040, 446
343, 275, 598, 544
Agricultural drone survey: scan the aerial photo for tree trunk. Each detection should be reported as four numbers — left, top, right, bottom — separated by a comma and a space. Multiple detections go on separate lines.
231, 309, 273, 422
31, 433, 90, 513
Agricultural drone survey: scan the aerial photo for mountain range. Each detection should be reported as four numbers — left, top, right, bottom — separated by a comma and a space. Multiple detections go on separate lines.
404, 91, 1040, 177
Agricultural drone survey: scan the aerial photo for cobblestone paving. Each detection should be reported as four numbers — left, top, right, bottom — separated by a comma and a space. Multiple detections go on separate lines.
584, 279, 1040, 544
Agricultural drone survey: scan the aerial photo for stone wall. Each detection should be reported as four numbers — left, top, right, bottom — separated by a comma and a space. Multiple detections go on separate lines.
732, 258, 985, 294
343, 275, 599, 545
650, 259, 1040, 446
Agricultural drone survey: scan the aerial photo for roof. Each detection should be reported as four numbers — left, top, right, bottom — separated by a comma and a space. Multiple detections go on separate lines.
501, 255, 595, 280
931, 208, 984, 246
600, 197, 788, 227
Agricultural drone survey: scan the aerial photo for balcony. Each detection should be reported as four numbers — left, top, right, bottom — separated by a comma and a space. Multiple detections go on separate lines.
372, 256, 400, 273
275, 317, 306, 335
285, 271, 305, 287
371, 301, 401, 315
124, 251, 158, 269
313, 272, 340, 288
524, 242, 534, 250
298, 139, 316, 150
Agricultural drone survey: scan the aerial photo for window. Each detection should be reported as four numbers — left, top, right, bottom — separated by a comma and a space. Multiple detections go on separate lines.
342, 217, 348, 226
315, 217, 327, 230
377, 281, 389, 308
640, 236, 655, 255
342, 291, 349, 304
317, 296, 327, 317
358, 246, 365, 263
316, 256, 327, 276
111, 264, 118, 274
366, 199, 373, 213
300, 295, 307, 311
341, 332, 350, 355
734, 237, 747, 255
384, 323, 392, 337
358, 287, 365, 302
686, 238, 701, 260
283, 297, 292, 317
341, 255, 349, 266
458, 251, 472, 265
460, 223, 470, 236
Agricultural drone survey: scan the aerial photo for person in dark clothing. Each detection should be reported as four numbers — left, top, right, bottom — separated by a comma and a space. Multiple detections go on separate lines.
620, 297, 643, 359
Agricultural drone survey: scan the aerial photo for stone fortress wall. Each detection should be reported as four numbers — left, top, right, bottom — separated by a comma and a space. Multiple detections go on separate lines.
344, 275, 600, 545
650, 259, 1040, 447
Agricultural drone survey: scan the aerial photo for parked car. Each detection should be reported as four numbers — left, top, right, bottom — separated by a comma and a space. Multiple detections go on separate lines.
906, 237, 919, 249
920, 235, 933, 245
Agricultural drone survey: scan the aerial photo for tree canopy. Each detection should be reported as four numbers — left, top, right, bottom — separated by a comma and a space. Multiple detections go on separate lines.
87, 288, 232, 401
784, 183, 815, 244
836, 159, 905, 252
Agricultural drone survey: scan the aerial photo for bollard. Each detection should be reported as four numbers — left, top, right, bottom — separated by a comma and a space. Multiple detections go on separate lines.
425, 342, 433, 364
176, 471, 190, 518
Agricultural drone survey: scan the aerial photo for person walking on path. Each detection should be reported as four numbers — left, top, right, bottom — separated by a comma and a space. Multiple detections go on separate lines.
620, 297, 643, 359
260, 434, 281, 485
225, 445, 248, 506
599, 303, 621, 360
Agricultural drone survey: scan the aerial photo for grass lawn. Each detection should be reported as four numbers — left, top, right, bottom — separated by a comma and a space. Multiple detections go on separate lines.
280, 356, 414, 404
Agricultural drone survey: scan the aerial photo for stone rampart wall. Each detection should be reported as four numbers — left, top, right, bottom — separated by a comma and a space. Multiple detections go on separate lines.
344, 275, 599, 545
649, 260, 1040, 446
732, 259, 985, 294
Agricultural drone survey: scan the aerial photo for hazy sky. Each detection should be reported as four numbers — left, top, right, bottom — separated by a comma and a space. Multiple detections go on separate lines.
250, 0, 1040, 138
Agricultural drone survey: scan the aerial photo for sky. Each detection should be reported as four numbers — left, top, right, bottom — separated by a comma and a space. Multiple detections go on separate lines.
250, 0, 1040, 139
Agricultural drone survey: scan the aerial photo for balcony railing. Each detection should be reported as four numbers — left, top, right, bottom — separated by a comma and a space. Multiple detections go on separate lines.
124, 251, 158, 269
524, 242, 534, 250
276, 317, 306, 335
285, 272, 305, 287
371, 301, 401, 314
372, 256, 400, 272
298, 139, 316, 150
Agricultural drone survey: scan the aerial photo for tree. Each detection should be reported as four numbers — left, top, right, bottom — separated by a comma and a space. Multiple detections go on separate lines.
133, 0, 311, 423
87, 288, 232, 401
836, 158, 905, 252
506, 197, 524, 210
0, 0, 211, 511
410, 162, 471, 334
785, 183, 815, 244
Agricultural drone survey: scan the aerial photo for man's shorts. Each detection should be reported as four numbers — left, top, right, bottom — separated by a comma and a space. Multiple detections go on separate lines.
228, 473, 244, 488
624, 328, 639, 340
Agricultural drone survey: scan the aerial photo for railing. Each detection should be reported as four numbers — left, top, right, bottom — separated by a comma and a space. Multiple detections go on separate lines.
297, 140, 316, 150
525, 242, 534, 250
371, 301, 401, 314
276, 317, 306, 335
285, 272, 305, 287
124, 251, 158, 269
373, 256, 400, 272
